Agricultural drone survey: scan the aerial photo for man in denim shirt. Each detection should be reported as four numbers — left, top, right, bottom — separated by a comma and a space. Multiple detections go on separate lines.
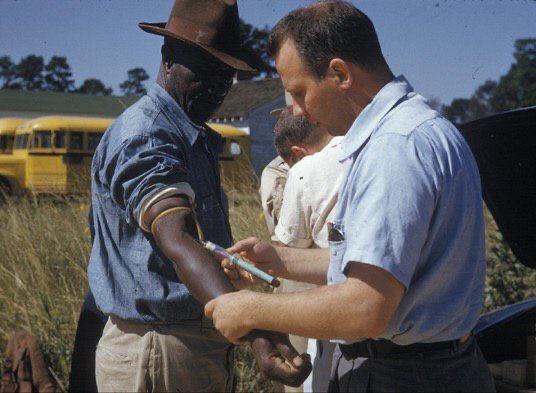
86, 1, 311, 391
207, 2, 495, 392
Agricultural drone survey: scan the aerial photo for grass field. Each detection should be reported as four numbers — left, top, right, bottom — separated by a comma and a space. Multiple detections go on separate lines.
0, 184, 534, 391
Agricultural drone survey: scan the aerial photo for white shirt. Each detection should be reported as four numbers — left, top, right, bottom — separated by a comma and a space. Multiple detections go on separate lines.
259, 156, 289, 239
275, 136, 348, 249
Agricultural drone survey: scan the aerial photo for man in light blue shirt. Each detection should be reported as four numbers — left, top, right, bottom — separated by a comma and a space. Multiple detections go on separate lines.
327, 75, 487, 346
206, 1, 495, 391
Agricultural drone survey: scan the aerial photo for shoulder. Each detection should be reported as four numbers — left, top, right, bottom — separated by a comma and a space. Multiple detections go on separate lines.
103, 102, 188, 157
374, 94, 440, 139
109, 96, 161, 142
291, 137, 346, 183
368, 95, 459, 165
262, 157, 289, 179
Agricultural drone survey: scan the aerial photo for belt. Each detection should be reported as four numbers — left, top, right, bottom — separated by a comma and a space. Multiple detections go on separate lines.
339, 333, 471, 359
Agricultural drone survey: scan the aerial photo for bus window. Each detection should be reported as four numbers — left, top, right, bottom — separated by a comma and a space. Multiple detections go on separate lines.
70, 131, 84, 150
33, 130, 52, 149
54, 131, 66, 148
14, 134, 29, 149
7, 136, 14, 151
88, 133, 102, 151
41, 131, 52, 148
0, 136, 6, 151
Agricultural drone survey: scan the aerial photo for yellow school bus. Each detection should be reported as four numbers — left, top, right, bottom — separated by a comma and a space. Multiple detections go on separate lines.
0, 116, 113, 194
0, 118, 27, 154
208, 123, 252, 185
0, 116, 252, 195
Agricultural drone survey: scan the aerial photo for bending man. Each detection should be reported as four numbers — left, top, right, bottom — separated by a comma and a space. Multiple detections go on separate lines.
206, 2, 494, 392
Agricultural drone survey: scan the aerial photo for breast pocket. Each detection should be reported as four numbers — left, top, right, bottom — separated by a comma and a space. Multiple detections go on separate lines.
327, 220, 347, 285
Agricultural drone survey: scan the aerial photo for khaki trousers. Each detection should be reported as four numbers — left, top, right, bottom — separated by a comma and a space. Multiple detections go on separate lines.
95, 316, 234, 392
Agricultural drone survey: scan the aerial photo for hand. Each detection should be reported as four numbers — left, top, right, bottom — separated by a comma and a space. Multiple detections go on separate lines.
222, 237, 284, 289
249, 330, 312, 388
205, 290, 259, 343
205, 292, 312, 386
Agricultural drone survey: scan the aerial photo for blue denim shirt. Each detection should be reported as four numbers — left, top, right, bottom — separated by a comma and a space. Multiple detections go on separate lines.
328, 76, 486, 345
88, 83, 232, 323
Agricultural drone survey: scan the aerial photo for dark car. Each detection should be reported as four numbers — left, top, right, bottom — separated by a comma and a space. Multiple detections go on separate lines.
458, 106, 536, 392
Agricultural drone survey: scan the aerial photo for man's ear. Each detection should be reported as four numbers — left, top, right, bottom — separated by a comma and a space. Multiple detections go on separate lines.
326, 58, 352, 91
290, 145, 308, 162
161, 45, 172, 71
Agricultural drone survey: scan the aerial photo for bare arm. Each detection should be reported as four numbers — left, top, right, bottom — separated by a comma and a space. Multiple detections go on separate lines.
148, 196, 235, 304
146, 197, 312, 386
276, 245, 330, 285
206, 262, 405, 342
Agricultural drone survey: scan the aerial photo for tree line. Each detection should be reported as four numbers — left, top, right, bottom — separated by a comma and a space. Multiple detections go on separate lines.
442, 38, 535, 124
0, 54, 150, 97
0, 19, 275, 98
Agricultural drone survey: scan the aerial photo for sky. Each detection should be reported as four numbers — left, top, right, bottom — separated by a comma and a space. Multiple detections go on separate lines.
0, 1, 534, 106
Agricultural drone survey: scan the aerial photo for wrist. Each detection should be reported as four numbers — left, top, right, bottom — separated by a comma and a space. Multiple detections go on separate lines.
274, 246, 290, 277
239, 290, 264, 330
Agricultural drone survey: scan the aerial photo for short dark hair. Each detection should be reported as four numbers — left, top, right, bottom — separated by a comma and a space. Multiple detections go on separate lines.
273, 106, 323, 161
269, 1, 386, 78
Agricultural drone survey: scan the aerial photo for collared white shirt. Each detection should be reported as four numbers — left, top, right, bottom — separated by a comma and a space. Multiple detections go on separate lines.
275, 136, 348, 249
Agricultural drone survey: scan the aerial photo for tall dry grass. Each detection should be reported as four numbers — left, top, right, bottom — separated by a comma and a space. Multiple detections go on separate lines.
0, 195, 90, 391
0, 175, 534, 392
0, 177, 275, 392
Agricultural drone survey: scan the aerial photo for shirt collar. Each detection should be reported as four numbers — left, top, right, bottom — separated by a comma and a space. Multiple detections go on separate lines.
148, 83, 203, 146
341, 75, 413, 159
320, 135, 344, 153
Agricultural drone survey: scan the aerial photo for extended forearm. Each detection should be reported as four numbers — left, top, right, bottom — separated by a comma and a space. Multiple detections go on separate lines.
154, 221, 235, 304
276, 246, 330, 285
241, 262, 403, 341
246, 283, 368, 340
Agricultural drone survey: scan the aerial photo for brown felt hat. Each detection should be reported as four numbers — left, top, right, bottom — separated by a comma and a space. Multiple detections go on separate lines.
139, 0, 254, 72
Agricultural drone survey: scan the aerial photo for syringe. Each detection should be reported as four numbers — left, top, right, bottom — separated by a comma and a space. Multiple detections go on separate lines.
203, 241, 280, 288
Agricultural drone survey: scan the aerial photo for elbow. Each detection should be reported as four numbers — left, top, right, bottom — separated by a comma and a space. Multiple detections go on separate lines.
345, 312, 390, 339
342, 292, 394, 339
365, 315, 390, 338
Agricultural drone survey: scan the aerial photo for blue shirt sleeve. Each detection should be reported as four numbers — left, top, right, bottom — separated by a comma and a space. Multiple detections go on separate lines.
341, 131, 438, 288
109, 132, 189, 227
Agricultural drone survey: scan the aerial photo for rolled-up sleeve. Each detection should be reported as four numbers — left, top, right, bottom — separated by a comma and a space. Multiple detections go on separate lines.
109, 133, 192, 228
341, 133, 438, 288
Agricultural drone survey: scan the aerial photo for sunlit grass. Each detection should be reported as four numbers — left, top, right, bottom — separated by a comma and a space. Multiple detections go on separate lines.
0, 176, 276, 392
0, 184, 533, 391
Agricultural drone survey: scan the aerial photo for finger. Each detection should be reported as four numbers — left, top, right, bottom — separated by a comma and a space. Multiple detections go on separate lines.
271, 333, 307, 369
238, 268, 256, 282
250, 336, 301, 384
221, 258, 234, 270
223, 267, 240, 281
228, 237, 259, 254
204, 300, 215, 320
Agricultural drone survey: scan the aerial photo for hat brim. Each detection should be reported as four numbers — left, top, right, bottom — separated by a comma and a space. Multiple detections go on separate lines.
139, 22, 255, 72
